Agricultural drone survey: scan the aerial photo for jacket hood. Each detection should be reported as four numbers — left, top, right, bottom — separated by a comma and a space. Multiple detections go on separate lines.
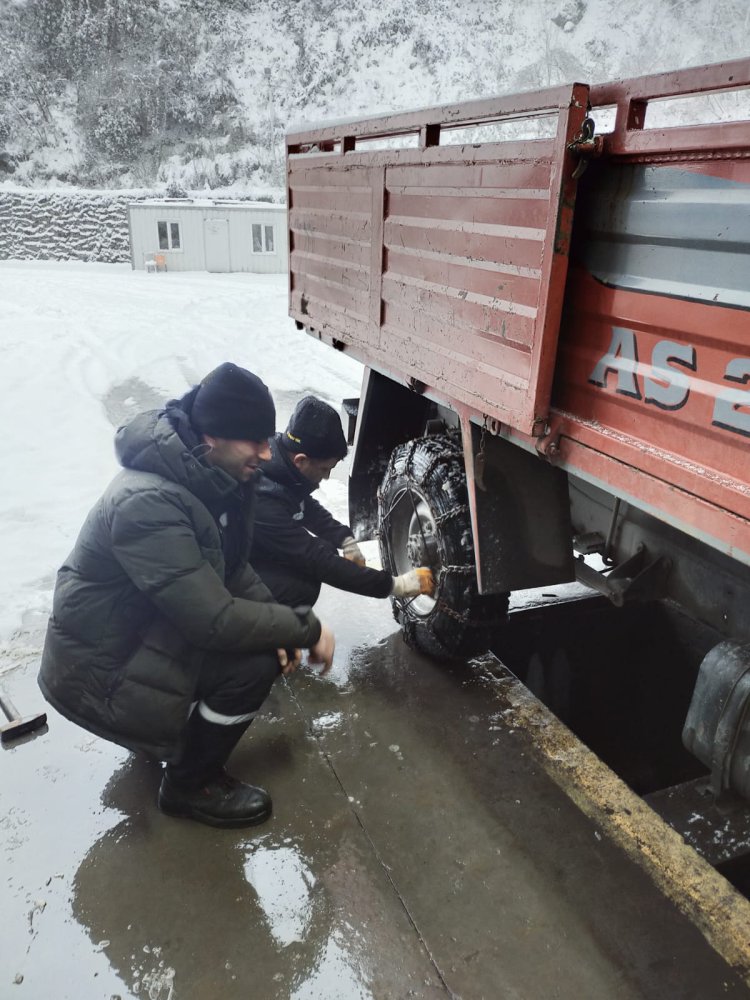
115, 404, 243, 506
259, 434, 317, 497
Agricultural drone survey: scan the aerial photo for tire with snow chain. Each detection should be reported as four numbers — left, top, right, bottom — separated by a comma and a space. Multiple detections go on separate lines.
377, 433, 509, 660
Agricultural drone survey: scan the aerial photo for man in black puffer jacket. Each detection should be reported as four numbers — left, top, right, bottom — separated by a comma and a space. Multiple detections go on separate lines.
39, 363, 334, 829
251, 396, 434, 609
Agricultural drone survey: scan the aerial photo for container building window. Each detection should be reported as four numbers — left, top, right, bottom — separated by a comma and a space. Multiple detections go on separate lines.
157, 220, 181, 250
252, 223, 275, 254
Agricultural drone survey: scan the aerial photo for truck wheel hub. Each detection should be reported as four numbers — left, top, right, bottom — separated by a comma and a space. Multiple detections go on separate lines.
407, 507, 438, 567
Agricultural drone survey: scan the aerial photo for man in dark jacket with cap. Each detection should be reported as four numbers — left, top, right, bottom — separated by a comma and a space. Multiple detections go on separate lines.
250, 396, 434, 609
39, 363, 334, 830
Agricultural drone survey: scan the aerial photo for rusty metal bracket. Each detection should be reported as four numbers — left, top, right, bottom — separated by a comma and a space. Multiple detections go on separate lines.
574, 544, 672, 607
567, 116, 604, 178
474, 418, 488, 492
535, 419, 563, 461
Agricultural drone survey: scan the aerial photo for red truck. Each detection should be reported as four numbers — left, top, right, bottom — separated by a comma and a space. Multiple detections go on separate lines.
286, 60, 750, 793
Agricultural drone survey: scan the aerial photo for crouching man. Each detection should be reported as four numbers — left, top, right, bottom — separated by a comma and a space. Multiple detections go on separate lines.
250, 396, 434, 608
39, 363, 334, 829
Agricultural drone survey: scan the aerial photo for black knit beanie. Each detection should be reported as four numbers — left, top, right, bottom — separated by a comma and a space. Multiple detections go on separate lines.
283, 396, 348, 459
188, 362, 275, 441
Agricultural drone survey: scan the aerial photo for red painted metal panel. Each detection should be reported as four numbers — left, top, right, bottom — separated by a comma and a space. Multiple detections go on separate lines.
384, 248, 540, 310
287, 84, 589, 435
547, 60, 750, 564
380, 268, 536, 346
554, 267, 750, 529
287, 84, 585, 147
292, 271, 370, 323
388, 162, 554, 189
558, 436, 750, 562
380, 298, 532, 380
291, 230, 371, 268
387, 191, 550, 229
591, 59, 750, 106
383, 220, 544, 272
590, 57, 750, 160
286, 59, 750, 567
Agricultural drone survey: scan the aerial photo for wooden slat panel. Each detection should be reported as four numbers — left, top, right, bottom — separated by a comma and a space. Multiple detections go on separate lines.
381, 272, 536, 347
385, 247, 541, 309
384, 220, 544, 271
369, 166, 386, 336
382, 299, 532, 380
381, 150, 554, 396
289, 208, 371, 242
379, 325, 528, 411
290, 139, 558, 172
293, 270, 370, 323
290, 289, 372, 342
287, 83, 589, 433
291, 230, 371, 267
291, 250, 370, 293
387, 161, 553, 189
291, 169, 375, 188
289, 187, 372, 213
287, 83, 578, 145
590, 57, 750, 105
387, 191, 549, 230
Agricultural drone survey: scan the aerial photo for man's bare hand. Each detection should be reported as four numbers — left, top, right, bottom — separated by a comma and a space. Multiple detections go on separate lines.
342, 536, 366, 567
308, 624, 335, 675
277, 647, 302, 675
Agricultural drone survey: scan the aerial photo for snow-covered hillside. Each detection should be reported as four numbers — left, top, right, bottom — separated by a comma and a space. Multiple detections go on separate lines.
1, 0, 748, 192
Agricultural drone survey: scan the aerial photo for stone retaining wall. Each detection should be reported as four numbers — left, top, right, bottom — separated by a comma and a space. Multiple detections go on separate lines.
0, 190, 148, 263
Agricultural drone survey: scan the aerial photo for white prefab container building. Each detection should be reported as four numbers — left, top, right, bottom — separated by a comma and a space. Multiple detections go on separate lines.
127, 199, 288, 273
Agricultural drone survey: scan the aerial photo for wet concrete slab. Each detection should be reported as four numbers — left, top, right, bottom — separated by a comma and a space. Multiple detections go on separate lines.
2, 590, 750, 999
290, 635, 750, 1000
1, 646, 441, 999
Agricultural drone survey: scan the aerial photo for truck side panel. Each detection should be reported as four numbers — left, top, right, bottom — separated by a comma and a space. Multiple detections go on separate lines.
286, 60, 750, 574
553, 162, 750, 566
287, 84, 589, 436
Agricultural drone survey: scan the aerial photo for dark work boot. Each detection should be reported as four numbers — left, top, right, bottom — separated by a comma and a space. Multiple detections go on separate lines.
158, 710, 271, 828
158, 769, 272, 828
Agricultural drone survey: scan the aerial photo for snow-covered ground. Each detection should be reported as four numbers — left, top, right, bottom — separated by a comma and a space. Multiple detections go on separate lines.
0, 262, 366, 655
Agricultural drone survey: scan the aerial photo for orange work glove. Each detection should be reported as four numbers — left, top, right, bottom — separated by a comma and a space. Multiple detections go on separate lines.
391, 567, 435, 598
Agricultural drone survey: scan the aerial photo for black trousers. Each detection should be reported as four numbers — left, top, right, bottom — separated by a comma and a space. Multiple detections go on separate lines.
253, 567, 321, 610
195, 650, 281, 717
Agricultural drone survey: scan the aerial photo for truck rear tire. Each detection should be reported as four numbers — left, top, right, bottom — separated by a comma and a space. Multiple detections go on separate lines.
378, 433, 509, 659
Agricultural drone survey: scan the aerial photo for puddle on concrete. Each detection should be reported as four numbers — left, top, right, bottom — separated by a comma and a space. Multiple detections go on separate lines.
6, 591, 742, 999
289, 932, 372, 1000
308, 578, 396, 691
243, 843, 317, 947
62, 714, 395, 1000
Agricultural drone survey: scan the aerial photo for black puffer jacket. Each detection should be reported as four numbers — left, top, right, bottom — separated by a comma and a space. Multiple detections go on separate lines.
39, 404, 321, 761
250, 435, 393, 607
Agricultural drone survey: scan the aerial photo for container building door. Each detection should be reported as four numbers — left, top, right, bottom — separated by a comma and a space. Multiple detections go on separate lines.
204, 219, 231, 273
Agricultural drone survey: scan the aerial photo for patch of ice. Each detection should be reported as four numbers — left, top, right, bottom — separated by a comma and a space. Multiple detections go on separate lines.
312, 712, 344, 732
